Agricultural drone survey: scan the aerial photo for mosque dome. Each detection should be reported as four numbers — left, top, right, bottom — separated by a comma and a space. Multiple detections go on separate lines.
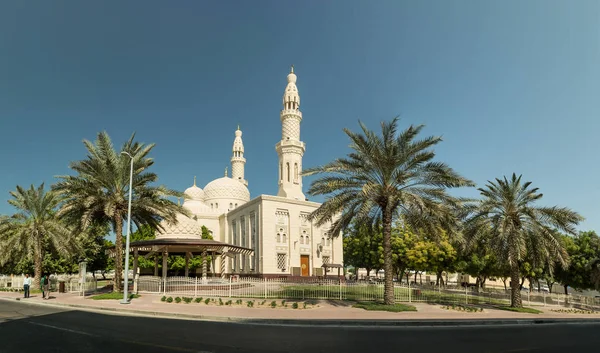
203, 176, 250, 202
156, 213, 202, 239
184, 177, 205, 201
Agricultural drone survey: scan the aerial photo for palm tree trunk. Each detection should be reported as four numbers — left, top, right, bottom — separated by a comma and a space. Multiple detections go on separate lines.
113, 217, 123, 293
510, 264, 522, 307
33, 235, 43, 288
382, 206, 394, 305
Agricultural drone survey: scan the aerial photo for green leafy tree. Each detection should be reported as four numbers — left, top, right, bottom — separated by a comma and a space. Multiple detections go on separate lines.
305, 118, 473, 304
555, 231, 600, 294
343, 222, 384, 278
53, 132, 187, 292
390, 223, 414, 282
464, 174, 582, 307
0, 184, 76, 286
201, 225, 213, 240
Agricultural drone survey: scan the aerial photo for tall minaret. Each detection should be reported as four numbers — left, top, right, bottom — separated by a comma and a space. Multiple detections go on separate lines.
231, 125, 248, 186
276, 65, 306, 200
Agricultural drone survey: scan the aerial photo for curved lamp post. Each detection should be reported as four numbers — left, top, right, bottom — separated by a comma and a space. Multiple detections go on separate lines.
120, 151, 134, 304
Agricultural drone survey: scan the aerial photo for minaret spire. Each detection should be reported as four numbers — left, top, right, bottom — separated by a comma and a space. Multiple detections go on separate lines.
276, 66, 305, 200
224, 167, 228, 177
193, 176, 196, 186
230, 126, 248, 186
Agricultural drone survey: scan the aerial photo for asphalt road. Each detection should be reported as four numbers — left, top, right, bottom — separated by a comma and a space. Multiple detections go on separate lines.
1, 299, 599, 353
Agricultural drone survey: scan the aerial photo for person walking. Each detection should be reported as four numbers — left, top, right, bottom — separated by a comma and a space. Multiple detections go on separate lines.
41, 274, 50, 299
23, 274, 31, 298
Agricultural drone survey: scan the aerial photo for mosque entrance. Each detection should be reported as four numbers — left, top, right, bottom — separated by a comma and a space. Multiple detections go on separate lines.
300, 255, 310, 276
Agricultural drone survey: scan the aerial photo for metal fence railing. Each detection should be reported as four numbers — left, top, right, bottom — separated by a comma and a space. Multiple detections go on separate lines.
134, 275, 600, 309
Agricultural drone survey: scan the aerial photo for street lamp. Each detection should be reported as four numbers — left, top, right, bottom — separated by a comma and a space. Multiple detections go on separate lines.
120, 151, 134, 304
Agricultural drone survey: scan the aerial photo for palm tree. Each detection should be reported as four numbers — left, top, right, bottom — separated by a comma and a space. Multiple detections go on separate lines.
0, 184, 75, 287
304, 118, 473, 305
464, 174, 582, 307
53, 131, 186, 292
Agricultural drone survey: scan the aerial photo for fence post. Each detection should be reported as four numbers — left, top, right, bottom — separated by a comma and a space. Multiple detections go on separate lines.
408, 281, 412, 303
543, 291, 546, 306
229, 276, 232, 298
194, 277, 198, 298
339, 279, 342, 301
465, 285, 468, 305
263, 277, 267, 299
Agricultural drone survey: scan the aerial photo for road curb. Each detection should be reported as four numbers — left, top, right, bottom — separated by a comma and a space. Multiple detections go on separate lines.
3, 296, 600, 327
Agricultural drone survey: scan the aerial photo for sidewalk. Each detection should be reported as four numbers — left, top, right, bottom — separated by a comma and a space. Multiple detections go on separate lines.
2, 291, 600, 326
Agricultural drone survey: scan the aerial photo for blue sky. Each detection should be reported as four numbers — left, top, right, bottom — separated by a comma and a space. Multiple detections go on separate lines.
0, 1, 598, 231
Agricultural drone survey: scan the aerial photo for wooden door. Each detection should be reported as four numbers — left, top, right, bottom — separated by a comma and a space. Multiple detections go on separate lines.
300, 255, 309, 276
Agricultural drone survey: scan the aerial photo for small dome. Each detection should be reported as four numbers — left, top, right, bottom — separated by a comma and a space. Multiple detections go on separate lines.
287, 72, 297, 84
156, 213, 202, 239
204, 177, 250, 202
184, 177, 205, 201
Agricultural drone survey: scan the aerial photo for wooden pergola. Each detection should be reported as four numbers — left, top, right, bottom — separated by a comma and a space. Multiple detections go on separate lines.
322, 263, 344, 278
108, 238, 254, 282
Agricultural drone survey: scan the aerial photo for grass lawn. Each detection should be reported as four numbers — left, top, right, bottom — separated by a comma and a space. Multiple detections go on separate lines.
494, 305, 542, 314
353, 302, 417, 312
96, 280, 111, 288
277, 285, 509, 306
89, 292, 140, 300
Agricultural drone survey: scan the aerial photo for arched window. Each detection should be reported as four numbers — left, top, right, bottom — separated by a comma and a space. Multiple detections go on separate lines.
283, 233, 287, 242
229, 203, 233, 210
286, 162, 290, 182
215, 203, 219, 209
300, 236, 304, 245
235, 203, 238, 208
294, 163, 298, 181
277, 233, 281, 243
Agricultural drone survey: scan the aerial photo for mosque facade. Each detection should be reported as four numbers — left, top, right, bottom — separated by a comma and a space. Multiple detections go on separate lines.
157, 68, 343, 277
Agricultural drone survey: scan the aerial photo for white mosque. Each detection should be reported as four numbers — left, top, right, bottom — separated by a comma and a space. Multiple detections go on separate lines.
156, 67, 343, 277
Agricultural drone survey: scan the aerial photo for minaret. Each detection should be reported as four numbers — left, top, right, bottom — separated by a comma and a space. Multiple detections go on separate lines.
231, 125, 248, 186
276, 65, 306, 200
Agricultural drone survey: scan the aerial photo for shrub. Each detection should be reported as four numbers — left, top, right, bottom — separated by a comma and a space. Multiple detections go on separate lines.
226, 300, 233, 306
303, 302, 307, 309
161, 296, 167, 302
270, 301, 277, 308
281, 300, 286, 307
260, 300, 266, 306
194, 297, 202, 303
218, 298, 224, 306
236, 299, 243, 305
183, 297, 192, 304
204, 298, 210, 305
175, 297, 182, 303
247, 301, 254, 308
166, 297, 173, 303
292, 302, 298, 309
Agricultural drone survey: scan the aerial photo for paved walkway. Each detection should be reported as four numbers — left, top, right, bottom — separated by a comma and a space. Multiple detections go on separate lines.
1, 291, 599, 322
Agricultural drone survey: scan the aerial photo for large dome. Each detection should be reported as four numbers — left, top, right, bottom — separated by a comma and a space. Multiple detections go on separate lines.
156, 213, 202, 239
184, 184, 205, 201
203, 177, 250, 202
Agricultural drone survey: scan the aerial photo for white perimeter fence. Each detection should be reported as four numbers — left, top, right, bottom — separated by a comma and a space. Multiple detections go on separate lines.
0, 275, 98, 294
136, 276, 600, 310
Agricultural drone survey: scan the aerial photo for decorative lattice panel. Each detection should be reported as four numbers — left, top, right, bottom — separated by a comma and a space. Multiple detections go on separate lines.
277, 254, 287, 270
